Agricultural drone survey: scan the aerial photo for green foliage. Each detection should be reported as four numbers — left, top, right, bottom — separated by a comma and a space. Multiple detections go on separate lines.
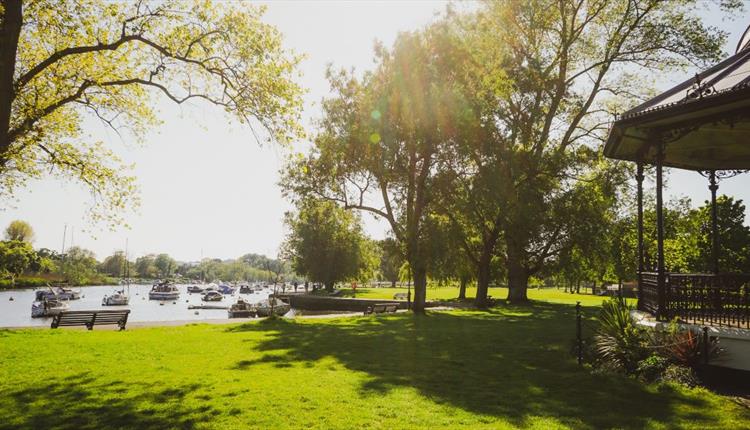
0, 240, 38, 284
660, 364, 700, 388
283, 199, 369, 290
134, 255, 157, 278
60, 246, 99, 286
593, 298, 648, 373
154, 253, 176, 278
635, 355, 670, 383
4, 220, 34, 242
1, 0, 303, 227
99, 251, 128, 277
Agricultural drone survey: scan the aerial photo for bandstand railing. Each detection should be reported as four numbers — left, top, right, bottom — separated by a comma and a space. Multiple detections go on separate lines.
638, 272, 750, 328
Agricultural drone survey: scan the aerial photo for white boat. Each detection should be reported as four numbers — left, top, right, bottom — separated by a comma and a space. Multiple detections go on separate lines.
255, 298, 291, 317
187, 285, 204, 293
102, 290, 129, 306
35, 285, 81, 301
148, 281, 180, 300
31, 299, 69, 318
204, 283, 218, 292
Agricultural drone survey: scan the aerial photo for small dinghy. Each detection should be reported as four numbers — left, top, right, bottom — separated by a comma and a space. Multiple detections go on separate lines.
149, 280, 180, 300
202, 291, 224, 302
102, 290, 129, 306
255, 298, 291, 317
31, 298, 69, 318
228, 298, 257, 318
239, 285, 252, 294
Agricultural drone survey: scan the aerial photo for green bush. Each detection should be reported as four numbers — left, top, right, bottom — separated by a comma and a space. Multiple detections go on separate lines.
660, 364, 700, 388
635, 355, 670, 382
593, 298, 648, 373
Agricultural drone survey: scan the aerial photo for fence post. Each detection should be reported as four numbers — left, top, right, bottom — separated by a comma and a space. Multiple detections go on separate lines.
576, 301, 583, 365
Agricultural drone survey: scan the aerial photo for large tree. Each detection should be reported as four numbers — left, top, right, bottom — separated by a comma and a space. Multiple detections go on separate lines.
0, 0, 302, 226
0, 239, 37, 284
453, 0, 736, 302
283, 27, 474, 312
282, 199, 368, 292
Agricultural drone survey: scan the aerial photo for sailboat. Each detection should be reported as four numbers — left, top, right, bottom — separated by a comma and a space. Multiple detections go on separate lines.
103, 241, 131, 306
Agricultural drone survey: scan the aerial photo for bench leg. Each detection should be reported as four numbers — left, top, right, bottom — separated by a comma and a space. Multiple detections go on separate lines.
85, 323, 93, 331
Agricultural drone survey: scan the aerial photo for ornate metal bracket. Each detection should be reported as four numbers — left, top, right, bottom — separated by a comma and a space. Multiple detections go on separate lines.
697, 170, 748, 181
687, 73, 717, 100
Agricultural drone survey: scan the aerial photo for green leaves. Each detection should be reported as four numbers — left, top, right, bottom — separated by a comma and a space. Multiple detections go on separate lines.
2, 0, 304, 228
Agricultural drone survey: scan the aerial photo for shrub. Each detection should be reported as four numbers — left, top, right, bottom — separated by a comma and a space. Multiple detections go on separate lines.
650, 323, 722, 370
593, 298, 648, 373
635, 355, 670, 382
660, 364, 700, 388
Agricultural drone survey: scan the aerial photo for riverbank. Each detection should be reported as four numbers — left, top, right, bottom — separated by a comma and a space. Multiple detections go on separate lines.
1, 303, 747, 429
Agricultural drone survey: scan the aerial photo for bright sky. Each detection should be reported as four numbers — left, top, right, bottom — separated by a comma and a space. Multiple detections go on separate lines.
0, 1, 747, 262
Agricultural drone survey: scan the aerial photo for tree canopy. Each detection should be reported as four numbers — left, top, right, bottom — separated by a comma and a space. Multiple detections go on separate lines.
0, 0, 303, 227
4, 219, 33, 242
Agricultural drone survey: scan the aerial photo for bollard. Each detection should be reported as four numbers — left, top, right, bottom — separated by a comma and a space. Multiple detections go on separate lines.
703, 326, 709, 365
576, 301, 583, 365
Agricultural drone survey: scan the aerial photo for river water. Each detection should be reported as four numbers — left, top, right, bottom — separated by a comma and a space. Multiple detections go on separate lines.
0, 284, 273, 328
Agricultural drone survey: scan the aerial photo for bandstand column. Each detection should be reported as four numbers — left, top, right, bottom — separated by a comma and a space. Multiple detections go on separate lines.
655, 143, 666, 319
708, 170, 720, 274
636, 162, 645, 307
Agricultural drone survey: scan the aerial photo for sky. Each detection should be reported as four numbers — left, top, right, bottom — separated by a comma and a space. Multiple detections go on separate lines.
1, 1, 748, 262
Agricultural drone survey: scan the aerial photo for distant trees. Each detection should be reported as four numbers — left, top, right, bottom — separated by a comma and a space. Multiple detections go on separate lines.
60, 246, 98, 285
154, 253, 176, 278
4, 220, 34, 242
283, 199, 370, 292
135, 255, 157, 279
99, 251, 129, 277
377, 238, 403, 288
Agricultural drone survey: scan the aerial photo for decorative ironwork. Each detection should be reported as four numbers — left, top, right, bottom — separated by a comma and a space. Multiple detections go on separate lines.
697, 170, 748, 180
687, 73, 716, 100
639, 272, 750, 328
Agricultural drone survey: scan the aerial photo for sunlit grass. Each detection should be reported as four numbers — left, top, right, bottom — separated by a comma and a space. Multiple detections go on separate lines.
1, 302, 745, 429
338, 286, 635, 307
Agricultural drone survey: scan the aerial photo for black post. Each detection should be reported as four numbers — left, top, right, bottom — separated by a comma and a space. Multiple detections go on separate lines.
655, 142, 666, 320
576, 301, 582, 365
708, 170, 720, 274
636, 162, 645, 308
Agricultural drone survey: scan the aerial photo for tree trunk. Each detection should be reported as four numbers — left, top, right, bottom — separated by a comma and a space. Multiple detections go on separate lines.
474, 242, 495, 308
458, 277, 467, 299
325, 281, 333, 292
391, 280, 396, 288
0, 0, 22, 162
506, 258, 529, 303
411, 265, 427, 313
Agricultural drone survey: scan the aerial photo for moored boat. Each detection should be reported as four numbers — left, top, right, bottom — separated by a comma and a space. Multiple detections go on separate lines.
35, 285, 81, 301
255, 298, 291, 317
31, 299, 69, 318
149, 281, 180, 300
187, 285, 204, 293
239, 285, 252, 294
218, 284, 236, 295
102, 290, 129, 306
202, 291, 224, 302
228, 298, 257, 318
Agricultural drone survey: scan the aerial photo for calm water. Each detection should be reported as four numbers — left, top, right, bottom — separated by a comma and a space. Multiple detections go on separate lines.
0, 284, 273, 327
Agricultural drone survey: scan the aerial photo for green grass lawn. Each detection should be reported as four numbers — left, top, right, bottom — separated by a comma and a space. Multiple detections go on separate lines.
337, 286, 634, 307
1, 302, 747, 429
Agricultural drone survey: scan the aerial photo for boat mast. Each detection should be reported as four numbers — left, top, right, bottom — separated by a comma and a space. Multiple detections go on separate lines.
125, 238, 130, 295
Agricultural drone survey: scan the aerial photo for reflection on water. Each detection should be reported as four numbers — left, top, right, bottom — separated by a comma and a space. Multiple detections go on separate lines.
0, 284, 272, 327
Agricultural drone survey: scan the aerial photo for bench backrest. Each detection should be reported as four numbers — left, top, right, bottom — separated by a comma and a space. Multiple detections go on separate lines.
52, 310, 130, 329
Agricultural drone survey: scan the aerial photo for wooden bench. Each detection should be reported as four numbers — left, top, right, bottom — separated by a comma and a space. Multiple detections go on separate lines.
393, 292, 408, 300
51, 310, 130, 330
364, 303, 399, 316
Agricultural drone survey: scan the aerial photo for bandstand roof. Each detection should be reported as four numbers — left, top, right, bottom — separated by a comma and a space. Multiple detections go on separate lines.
604, 26, 750, 171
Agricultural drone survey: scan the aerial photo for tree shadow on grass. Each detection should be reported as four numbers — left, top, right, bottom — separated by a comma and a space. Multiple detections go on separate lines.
226, 302, 738, 429
0, 372, 217, 430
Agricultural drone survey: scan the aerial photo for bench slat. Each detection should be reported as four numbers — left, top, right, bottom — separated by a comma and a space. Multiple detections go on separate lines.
52, 310, 130, 330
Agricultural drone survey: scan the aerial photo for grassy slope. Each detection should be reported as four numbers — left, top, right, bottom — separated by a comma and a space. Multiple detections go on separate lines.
337, 286, 633, 307
1, 298, 747, 429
